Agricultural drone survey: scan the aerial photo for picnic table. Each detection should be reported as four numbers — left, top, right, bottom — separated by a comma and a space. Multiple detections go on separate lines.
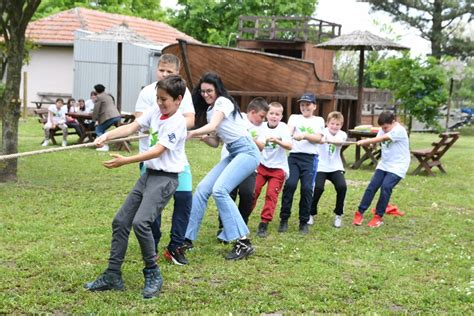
347, 129, 380, 169
67, 112, 136, 151
31, 92, 72, 109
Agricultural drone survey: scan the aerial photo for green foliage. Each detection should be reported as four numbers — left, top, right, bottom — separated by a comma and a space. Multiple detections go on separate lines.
167, 0, 317, 46
0, 118, 473, 313
362, 0, 473, 59
33, 0, 165, 21
368, 52, 448, 130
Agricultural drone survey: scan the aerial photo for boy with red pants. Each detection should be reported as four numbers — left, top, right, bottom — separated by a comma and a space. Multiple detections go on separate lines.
252, 102, 292, 237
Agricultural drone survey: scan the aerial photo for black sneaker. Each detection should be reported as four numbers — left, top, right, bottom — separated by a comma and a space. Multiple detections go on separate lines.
278, 220, 288, 233
84, 272, 124, 292
257, 222, 268, 238
164, 247, 188, 265
225, 239, 255, 260
182, 238, 194, 251
299, 223, 309, 235
142, 267, 163, 299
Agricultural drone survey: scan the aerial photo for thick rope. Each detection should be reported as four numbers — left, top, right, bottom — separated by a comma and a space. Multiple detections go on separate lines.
0, 134, 148, 161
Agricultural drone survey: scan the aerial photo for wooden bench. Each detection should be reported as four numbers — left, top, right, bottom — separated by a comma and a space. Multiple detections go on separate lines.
34, 108, 78, 145
411, 132, 460, 176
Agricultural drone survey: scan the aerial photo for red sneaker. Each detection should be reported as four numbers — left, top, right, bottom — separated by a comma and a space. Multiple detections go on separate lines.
352, 211, 364, 226
367, 214, 383, 227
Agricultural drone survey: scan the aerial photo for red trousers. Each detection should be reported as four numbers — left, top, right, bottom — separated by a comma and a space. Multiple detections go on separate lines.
252, 164, 286, 223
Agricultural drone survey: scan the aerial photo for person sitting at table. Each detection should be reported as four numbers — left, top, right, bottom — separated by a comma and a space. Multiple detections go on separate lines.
42, 98, 68, 147
65, 98, 85, 142
92, 84, 122, 152
85, 90, 97, 113
77, 98, 95, 131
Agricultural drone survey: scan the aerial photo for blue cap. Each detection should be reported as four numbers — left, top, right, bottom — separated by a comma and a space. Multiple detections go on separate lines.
297, 93, 316, 104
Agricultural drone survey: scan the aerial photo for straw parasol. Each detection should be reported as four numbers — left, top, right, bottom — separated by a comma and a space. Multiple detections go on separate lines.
315, 30, 409, 125
84, 23, 157, 111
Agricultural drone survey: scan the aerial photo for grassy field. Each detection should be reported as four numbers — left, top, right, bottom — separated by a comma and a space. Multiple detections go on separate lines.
0, 118, 473, 313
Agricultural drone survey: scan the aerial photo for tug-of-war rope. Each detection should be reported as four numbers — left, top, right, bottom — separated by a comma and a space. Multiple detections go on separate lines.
0, 134, 148, 161
0, 136, 358, 161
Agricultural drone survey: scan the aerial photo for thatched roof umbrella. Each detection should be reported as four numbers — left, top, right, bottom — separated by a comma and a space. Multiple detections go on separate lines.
84, 23, 158, 111
315, 30, 409, 125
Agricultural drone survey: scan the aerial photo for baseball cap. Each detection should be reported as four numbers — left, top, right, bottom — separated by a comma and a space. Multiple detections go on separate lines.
297, 93, 316, 104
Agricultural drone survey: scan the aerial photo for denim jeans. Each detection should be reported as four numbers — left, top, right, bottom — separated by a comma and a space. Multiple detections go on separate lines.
186, 136, 260, 242
358, 169, 402, 216
95, 116, 121, 137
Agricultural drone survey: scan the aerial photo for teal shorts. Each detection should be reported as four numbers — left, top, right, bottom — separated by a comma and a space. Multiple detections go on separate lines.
140, 164, 192, 192
177, 164, 192, 192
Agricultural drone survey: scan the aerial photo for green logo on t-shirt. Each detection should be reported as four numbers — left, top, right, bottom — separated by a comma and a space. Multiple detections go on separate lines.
149, 129, 159, 147
299, 126, 314, 134
381, 139, 392, 149
328, 144, 336, 155
250, 130, 258, 139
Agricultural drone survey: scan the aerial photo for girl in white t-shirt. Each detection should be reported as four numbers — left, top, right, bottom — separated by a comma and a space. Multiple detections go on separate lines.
353, 112, 410, 228
185, 72, 260, 261
310, 111, 348, 228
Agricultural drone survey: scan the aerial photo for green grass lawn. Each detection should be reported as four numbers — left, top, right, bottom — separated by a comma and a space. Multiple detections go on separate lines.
1, 118, 473, 313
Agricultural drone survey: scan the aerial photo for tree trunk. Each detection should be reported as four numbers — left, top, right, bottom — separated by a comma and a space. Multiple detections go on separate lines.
430, 0, 443, 59
0, 33, 25, 182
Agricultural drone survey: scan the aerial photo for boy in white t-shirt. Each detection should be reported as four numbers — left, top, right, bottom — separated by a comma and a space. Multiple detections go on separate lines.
279, 93, 324, 234
310, 111, 348, 228
85, 75, 187, 299
353, 111, 410, 228
252, 102, 292, 238
134, 53, 195, 266
42, 98, 68, 147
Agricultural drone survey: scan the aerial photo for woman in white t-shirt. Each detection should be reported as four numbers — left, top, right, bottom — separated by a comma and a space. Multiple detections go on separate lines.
184, 72, 260, 261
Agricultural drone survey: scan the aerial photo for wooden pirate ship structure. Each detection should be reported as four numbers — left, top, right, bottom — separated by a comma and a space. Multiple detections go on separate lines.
163, 16, 358, 130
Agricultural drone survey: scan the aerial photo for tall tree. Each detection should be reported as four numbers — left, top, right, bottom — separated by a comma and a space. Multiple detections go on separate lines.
0, 0, 41, 182
168, 0, 317, 46
33, 0, 165, 21
359, 0, 473, 59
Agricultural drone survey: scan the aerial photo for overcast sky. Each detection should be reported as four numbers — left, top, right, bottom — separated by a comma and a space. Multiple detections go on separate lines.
161, 0, 432, 56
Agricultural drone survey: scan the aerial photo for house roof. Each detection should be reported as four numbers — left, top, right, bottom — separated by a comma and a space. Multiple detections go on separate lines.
26, 7, 197, 46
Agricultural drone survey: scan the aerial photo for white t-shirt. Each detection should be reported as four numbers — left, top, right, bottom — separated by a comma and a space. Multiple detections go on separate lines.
84, 99, 95, 113
134, 81, 194, 159
317, 128, 347, 172
288, 114, 324, 155
47, 104, 67, 125
221, 114, 265, 159
136, 106, 187, 173
206, 96, 247, 144
258, 122, 291, 178
376, 123, 411, 178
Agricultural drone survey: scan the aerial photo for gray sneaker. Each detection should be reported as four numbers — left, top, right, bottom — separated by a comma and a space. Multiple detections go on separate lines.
84, 272, 124, 292
334, 215, 343, 228
142, 267, 163, 299
278, 220, 288, 233
256, 222, 268, 238
299, 223, 309, 235
225, 239, 255, 260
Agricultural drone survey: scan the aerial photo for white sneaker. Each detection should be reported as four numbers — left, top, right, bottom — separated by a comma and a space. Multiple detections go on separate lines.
96, 144, 109, 152
41, 140, 49, 147
62, 140, 67, 147
334, 215, 342, 228
307, 215, 314, 225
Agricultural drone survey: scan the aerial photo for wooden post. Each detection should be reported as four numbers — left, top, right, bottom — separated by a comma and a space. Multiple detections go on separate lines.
445, 77, 454, 131
22, 71, 28, 119
178, 39, 194, 91
356, 48, 365, 126
117, 42, 122, 112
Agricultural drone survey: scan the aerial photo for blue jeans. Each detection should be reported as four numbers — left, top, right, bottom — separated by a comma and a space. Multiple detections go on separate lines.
358, 169, 402, 216
95, 116, 121, 137
186, 136, 260, 242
